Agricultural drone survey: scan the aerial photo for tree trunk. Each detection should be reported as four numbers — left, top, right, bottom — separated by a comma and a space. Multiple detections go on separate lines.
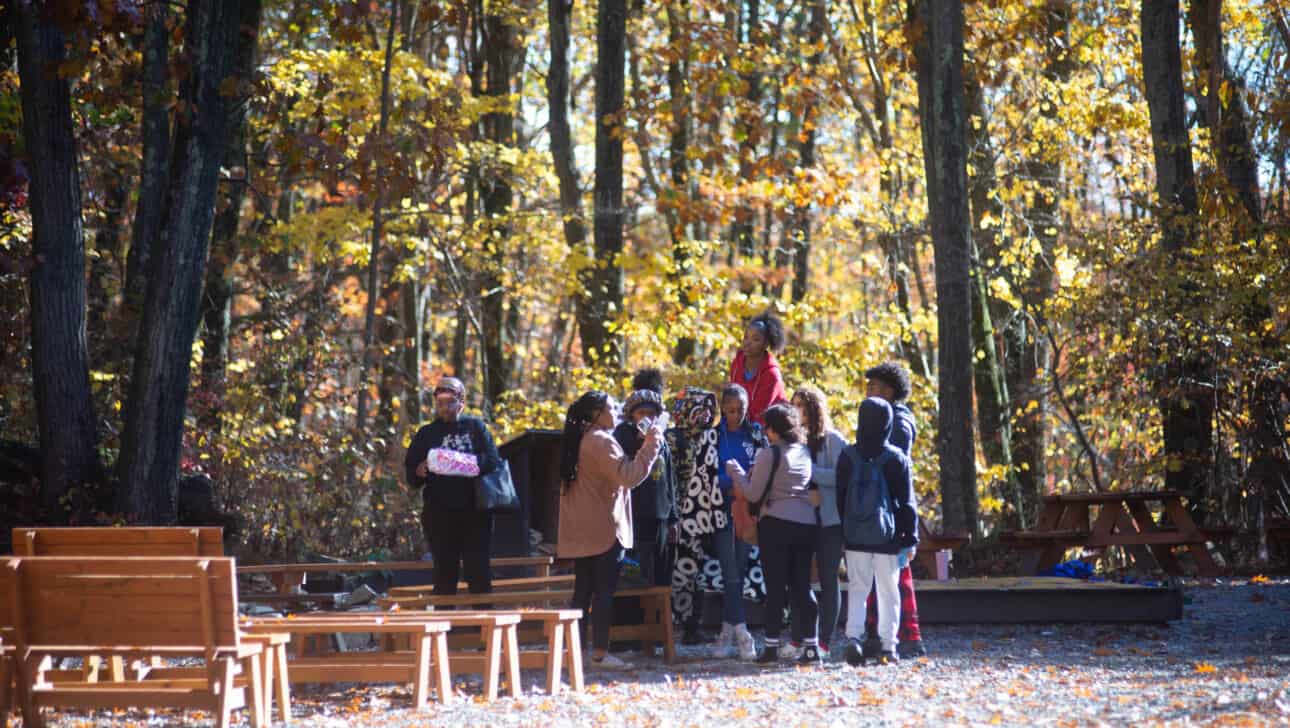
356, 0, 399, 433
479, 3, 522, 409
199, 0, 262, 433
89, 178, 127, 367
585, 0, 627, 368
965, 72, 1020, 524
731, 0, 762, 261
666, 0, 697, 365
116, 0, 258, 524
124, 2, 172, 326
14, 2, 103, 521
1141, 0, 1213, 498
789, 0, 825, 303
913, 0, 979, 536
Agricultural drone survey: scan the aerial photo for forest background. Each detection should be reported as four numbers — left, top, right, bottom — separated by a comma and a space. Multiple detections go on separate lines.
1, 0, 1287, 567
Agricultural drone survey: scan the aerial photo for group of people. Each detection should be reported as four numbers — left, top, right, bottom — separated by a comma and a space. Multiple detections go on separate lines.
404, 312, 925, 670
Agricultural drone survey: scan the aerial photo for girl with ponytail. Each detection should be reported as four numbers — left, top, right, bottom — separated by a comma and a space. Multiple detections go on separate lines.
557, 390, 664, 668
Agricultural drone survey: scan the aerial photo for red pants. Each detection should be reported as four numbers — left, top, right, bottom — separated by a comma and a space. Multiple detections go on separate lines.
864, 565, 921, 642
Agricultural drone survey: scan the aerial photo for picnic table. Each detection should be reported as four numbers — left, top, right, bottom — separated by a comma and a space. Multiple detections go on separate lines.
1000, 490, 1228, 577
237, 555, 554, 594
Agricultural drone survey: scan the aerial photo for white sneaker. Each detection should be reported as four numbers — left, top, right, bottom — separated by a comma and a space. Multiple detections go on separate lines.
734, 625, 757, 661
779, 642, 802, 661
711, 623, 734, 659
589, 652, 629, 670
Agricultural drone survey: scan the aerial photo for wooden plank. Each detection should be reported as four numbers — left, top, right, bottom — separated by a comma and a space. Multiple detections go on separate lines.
389, 574, 576, 597
13, 527, 223, 557
1085, 531, 1204, 547
1043, 491, 1183, 504
237, 556, 554, 575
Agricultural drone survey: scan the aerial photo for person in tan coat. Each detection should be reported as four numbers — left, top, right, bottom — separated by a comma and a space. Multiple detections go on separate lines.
558, 391, 663, 668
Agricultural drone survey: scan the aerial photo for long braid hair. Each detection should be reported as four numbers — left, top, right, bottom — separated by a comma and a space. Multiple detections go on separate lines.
560, 391, 610, 488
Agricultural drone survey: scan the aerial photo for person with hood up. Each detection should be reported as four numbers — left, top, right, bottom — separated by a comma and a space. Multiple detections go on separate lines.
836, 397, 919, 666
613, 384, 679, 588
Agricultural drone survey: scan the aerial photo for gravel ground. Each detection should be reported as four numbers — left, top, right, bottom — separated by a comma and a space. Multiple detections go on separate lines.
25, 578, 1290, 727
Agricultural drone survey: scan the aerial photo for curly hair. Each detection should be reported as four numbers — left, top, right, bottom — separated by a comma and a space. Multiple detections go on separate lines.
747, 312, 786, 352
631, 367, 665, 395
791, 385, 833, 453
864, 361, 913, 402
761, 403, 805, 444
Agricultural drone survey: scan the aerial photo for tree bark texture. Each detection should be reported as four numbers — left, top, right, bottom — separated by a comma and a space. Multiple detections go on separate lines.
124, 2, 172, 325
116, 0, 257, 523
585, 0, 626, 368
789, 0, 825, 303
666, 0, 697, 365
14, 2, 103, 520
912, 0, 979, 536
480, 3, 522, 408
731, 0, 762, 260
1141, 0, 1213, 498
199, 0, 263, 433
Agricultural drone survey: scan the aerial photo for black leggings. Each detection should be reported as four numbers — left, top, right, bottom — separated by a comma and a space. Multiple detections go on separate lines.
423, 508, 493, 595
572, 543, 623, 650
758, 516, 819, 644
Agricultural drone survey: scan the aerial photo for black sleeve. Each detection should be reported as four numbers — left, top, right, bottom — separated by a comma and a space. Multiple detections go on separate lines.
613, 422, 642, 456
404, 426, 432, 488
835, 449, 852, 522
884, 455, 919, 547
472, 418, 502, 476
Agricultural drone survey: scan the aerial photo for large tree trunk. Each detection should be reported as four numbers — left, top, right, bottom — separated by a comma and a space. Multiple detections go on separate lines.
788, 0, 825, 303
199, 0, 262, 433
124, 2, 172, 325
667, 0, 697, 365
547, 0, 593, 367
913, 0, 979, 536
1141, 0, 1213, 498
116, 0, 258, 523
479, 3, 522, 409
731, 0, 762, 261
965, 72, 1019, 524
583, 0, 626, 368
356, 0, 399, 433
14, 3, 103, 521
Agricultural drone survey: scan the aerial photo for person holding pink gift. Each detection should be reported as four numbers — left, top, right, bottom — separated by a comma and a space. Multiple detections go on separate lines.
404, 376, 502, 595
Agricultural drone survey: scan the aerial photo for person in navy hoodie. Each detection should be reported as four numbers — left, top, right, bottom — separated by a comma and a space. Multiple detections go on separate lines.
836, 397, 918, 665
860, 362, 926, 657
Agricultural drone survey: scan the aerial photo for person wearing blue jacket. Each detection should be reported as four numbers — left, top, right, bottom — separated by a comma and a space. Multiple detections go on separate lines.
836, 397, 919, 666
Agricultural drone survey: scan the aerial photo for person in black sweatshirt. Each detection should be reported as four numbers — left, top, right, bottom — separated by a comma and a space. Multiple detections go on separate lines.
835, 397, 918, 666
613, 387, 678, 587
404, 377, 502, 595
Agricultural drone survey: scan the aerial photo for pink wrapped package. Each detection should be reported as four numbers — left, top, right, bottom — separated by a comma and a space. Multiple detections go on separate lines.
425, 447, 480, 477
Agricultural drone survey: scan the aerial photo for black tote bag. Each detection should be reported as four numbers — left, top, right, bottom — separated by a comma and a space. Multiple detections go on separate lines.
474, 460, 519, 512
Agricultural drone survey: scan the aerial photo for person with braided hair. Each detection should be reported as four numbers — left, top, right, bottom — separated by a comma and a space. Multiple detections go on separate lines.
558, 391, 664, 668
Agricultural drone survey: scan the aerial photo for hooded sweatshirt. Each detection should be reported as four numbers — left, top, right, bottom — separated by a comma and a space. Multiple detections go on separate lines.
728, 349, 788, 425
835, 398, 918, 554
889, 402, 917, 457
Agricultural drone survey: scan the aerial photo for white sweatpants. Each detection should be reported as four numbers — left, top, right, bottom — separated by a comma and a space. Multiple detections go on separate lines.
844, 550, 902, 651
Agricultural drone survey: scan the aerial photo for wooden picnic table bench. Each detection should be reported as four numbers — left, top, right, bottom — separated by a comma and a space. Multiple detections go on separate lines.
1000, 490, 1229, 577
2, 556, 271, 728
380, 583, 675, 664
238, 555, 555, 594
913, 522, 970, 576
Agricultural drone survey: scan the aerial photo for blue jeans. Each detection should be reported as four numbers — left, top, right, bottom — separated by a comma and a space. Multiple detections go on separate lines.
710, 523, 748, 625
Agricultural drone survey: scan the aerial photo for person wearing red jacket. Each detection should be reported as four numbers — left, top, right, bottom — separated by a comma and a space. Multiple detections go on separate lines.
728, 312, 789, 425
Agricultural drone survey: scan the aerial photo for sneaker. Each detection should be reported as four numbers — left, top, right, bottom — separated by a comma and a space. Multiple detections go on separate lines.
756, 644, 779, 664
844, 638, 864, 667
711, 623, 734, 659
779, 642, 803, 661
797, 644, 823, 666
863, 633, 882, 659
898, 640, 926, 659
819, 643, 832, 662
681, 626, 707, 646
590, 652, 629, 669
874, 650, 899, 665
734, 625, 757, 660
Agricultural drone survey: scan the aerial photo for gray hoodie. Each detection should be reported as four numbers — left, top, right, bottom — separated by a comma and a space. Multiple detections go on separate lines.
737, 441, 816, 526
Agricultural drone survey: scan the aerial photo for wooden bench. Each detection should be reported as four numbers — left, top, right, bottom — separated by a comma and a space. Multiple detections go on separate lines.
238, 556, 555, 595
373, 609, 584, 695
2, 557, 268, 728
913, 524, 971, 577
246, 611, 527, 703
381, 583, 675, 663
240, 573, 580, 607
1, 637, 12, 728
11, 526, 227, 683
